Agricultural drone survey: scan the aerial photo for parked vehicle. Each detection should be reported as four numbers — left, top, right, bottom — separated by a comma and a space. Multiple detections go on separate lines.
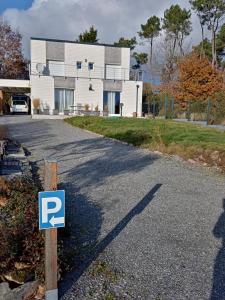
10, 96, 29, 114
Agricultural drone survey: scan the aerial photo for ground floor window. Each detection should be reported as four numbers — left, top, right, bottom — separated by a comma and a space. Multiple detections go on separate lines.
55, 89, 74, 113
103, 91, 120, 114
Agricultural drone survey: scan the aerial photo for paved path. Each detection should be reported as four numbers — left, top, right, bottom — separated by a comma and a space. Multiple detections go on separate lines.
1, 115, 225, 300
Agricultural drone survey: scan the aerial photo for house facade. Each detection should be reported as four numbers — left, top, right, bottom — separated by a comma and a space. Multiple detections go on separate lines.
30, 37, 143, 116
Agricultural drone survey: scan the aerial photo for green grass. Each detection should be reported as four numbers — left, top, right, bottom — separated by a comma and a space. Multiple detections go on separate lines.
65, 116, 225, 168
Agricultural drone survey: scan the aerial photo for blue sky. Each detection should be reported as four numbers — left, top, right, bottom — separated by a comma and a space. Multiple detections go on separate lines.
0, 0, 33, 14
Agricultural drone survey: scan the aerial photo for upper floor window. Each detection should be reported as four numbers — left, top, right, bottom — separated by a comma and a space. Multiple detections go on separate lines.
88, 62, 94, 70
77, 61, 82, 69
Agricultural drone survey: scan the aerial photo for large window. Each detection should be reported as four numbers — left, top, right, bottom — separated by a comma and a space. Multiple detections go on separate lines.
103, 91, 120, 114
55, 89, 74, 113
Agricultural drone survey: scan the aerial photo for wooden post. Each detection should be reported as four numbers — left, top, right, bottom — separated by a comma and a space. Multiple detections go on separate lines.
0, 90, 3, 115
44, 159, 58, 300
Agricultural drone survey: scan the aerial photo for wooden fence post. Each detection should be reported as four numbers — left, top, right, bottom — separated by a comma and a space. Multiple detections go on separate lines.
44, 159, 58, 300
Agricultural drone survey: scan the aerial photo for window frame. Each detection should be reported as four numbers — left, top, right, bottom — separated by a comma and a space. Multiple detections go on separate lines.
76, 61, 82, 70
88, 62, 94, 70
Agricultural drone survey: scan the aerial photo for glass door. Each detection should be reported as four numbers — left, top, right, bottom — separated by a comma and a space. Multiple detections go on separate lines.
55, 89, 74, 113
103, 91, 120, 115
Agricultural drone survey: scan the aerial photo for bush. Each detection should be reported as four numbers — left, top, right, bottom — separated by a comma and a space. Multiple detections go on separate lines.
0, 177, 44, 282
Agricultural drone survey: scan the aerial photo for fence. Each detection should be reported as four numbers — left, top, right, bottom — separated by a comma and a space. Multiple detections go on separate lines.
142, 95, 225, 125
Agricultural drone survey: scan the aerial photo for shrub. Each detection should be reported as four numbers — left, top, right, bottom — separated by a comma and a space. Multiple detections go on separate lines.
84, 104, 89, 111
0, 177, 44, 281
33, 98, 40, 109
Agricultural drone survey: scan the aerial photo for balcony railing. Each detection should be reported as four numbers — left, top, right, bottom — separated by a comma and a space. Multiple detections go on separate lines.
30, 62, 143, 81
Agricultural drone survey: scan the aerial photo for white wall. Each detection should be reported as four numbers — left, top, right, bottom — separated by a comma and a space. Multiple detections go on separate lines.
31, 40, 46, 75
65, 43, 105, 78
75, 79, 103, 111
30, 75, 54, 110
121, 81, 143, 117
121, 48, 130, 80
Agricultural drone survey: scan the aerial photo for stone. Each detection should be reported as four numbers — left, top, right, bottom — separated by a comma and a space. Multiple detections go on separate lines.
0, 282, 11, 300
188, 159, 196, 164
4, 281, 39, 300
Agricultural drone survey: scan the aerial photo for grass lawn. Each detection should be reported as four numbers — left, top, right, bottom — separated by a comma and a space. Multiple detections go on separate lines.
66, 116, 225, 169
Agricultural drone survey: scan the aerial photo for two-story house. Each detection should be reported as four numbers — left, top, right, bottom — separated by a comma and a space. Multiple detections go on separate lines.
30, 37, 143, 116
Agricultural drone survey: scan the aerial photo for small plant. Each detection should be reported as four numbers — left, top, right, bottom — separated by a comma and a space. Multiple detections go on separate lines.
33, 98, 40, 109
95, 105, 99, 112
84, 104, 90, 111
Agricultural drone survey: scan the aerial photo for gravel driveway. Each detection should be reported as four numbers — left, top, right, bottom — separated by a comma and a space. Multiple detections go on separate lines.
1, 115, 225, 300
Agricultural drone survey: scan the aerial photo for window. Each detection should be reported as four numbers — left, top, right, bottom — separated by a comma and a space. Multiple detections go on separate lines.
77, 61, 82, 69
103, 91, 120, 114
88, 62, 94, 70
55, 89, 74, 113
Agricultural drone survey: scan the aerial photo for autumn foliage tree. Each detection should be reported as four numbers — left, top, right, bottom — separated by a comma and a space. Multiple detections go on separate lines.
176, 51, 224, 102
0, 20, 28, 79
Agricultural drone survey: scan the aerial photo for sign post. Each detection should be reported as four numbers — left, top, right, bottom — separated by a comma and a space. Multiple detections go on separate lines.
38, 159, 65, 300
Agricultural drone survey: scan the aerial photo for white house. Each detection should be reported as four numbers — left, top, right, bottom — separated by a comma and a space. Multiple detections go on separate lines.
30, 37, 143, 117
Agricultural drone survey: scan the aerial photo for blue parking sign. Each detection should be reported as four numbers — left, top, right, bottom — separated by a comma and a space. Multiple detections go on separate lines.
39, 190, 65, 230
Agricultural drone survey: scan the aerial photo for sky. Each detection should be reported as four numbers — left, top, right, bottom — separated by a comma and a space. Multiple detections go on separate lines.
0, 0, 203, 58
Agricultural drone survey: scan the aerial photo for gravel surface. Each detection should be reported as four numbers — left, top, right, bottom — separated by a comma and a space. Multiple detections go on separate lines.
1, 115, 225, 300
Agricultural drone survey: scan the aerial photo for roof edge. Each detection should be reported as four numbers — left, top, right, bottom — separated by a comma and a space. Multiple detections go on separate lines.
30, 37, 131, 49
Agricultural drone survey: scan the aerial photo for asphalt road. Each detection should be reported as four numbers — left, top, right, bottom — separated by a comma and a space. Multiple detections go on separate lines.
1, 115, 225, 300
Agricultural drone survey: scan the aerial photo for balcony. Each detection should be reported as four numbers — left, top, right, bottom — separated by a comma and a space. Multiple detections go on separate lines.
30, 62, 143, 81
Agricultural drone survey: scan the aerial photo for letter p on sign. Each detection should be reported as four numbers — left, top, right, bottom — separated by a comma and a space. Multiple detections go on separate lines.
39, 190, 65, 230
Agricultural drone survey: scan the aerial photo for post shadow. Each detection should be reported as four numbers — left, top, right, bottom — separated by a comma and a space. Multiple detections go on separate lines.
59, 183, 162, 296
211, 199, 225, 300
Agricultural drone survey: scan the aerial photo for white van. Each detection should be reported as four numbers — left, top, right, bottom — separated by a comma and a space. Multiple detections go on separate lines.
10, 96, 29, 114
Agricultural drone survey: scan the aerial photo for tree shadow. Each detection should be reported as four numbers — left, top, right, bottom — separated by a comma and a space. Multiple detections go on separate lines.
211, 199, 225, 300
45, 137, 159, 188
59, 183, 162, 297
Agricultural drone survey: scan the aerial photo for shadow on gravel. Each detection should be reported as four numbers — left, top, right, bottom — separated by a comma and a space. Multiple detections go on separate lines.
3, 118, 56, 148
46, 137, 159, 187
59, 183, 162, 298
211, 199, 225, 300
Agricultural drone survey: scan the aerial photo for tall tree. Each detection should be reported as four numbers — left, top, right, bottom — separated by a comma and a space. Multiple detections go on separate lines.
0, 20, 28, 79
114, 37, 137, 50
78, 26, 98, 43
190, 0, 207, 57
138, 16, 161, 64
192, 0, 225, 66
162, 5, 192, 57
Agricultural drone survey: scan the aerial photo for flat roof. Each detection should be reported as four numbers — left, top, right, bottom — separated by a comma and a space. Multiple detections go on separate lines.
31, 37, 130, 49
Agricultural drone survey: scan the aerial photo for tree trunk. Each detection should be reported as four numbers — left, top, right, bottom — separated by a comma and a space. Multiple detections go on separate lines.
150, 38, 153, 65
212, 26, 217, 67
201, 24, 205, 58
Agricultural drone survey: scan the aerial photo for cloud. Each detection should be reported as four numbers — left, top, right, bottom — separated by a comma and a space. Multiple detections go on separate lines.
2, 0, 202, 58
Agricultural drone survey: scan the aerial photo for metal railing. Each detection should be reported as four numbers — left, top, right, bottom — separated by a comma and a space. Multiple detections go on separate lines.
30, 62, 143, 81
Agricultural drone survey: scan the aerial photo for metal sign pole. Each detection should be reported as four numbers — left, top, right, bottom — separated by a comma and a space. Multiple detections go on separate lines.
44, 159, 58, 300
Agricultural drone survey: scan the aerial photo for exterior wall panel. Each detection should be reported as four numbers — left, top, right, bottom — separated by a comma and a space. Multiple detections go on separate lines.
65, 43, 105, 78
46, 41, 65, 61
121, 48, 130, 80
75, 79, 103, 111
105, 47, 121, 65
30, 75, 54, 110
121, 81, 143, 117
31, 40, 46, 74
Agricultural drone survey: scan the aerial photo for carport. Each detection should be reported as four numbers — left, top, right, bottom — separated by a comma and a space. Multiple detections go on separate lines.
0, 79, 30, 114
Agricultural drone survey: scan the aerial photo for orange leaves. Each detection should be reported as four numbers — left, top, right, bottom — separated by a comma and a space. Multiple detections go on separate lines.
176, 51, 224, 102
